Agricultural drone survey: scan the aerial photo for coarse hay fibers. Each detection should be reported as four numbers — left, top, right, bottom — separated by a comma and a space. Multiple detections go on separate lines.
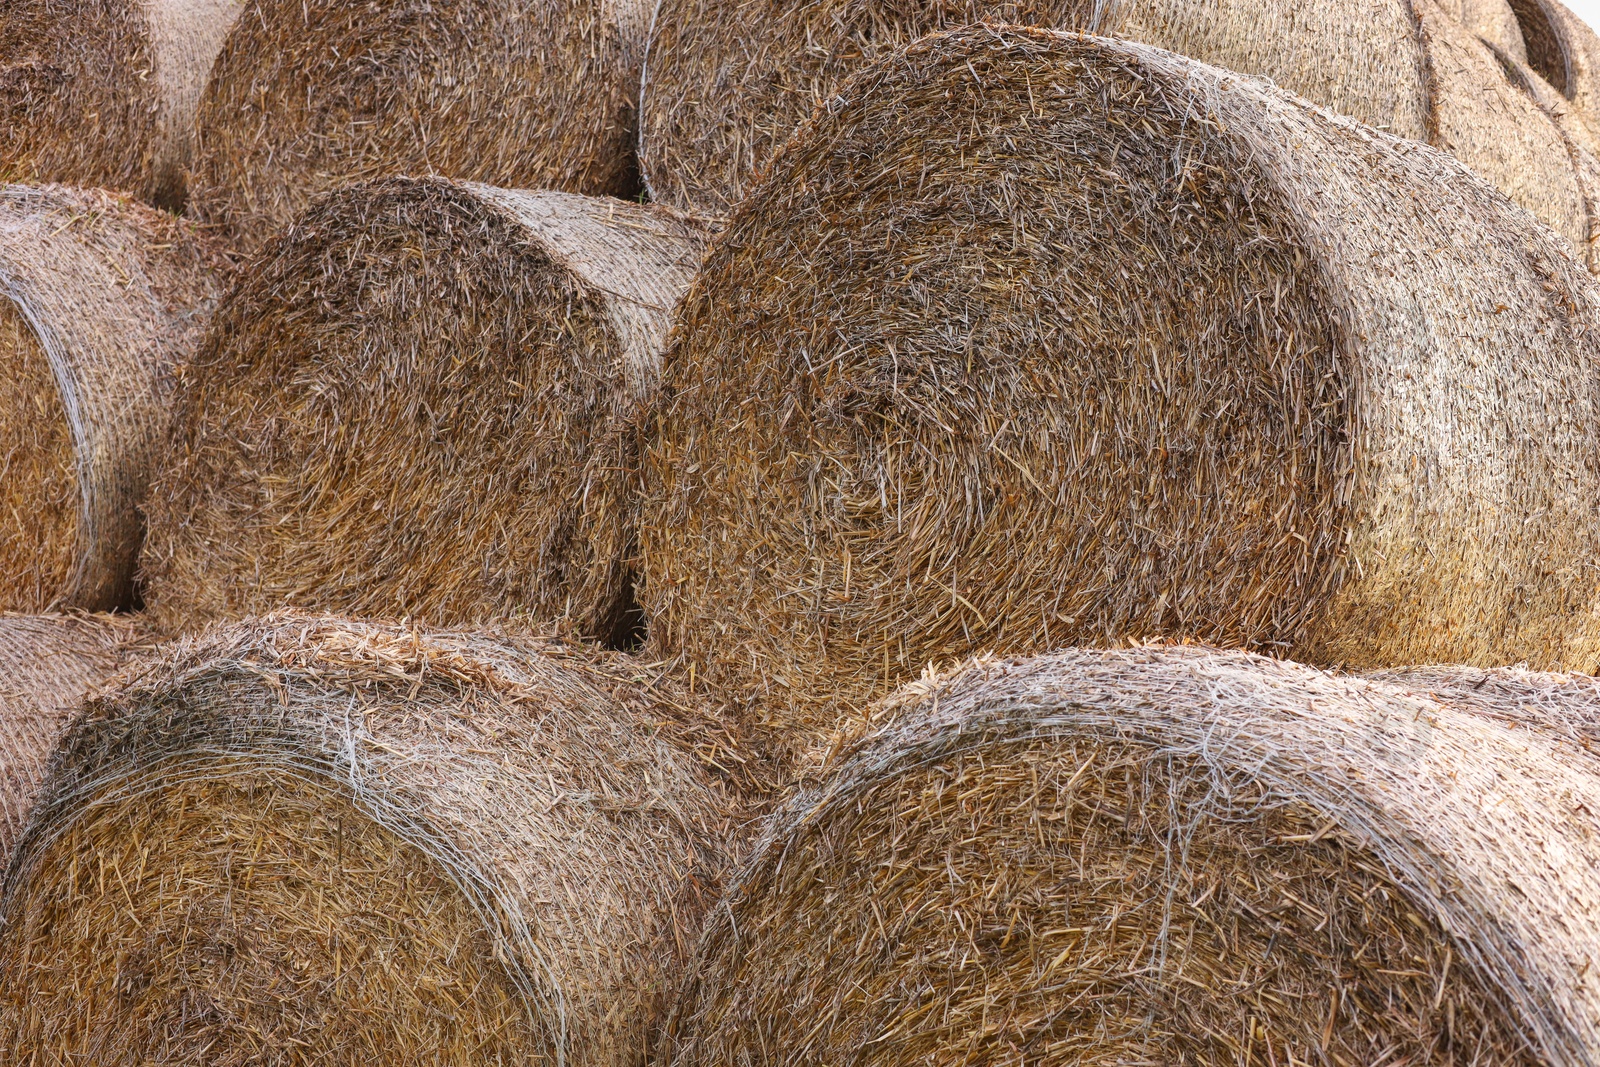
189, 0, 653, 252
639, 0, 1600, 266
0, 612, 136, 863
143, 178, 708, 643
0, 0, 243, 210
661, 647, 1600, 1067
639, 26, 1600, 763
0, 184, 226, 613
0, 614, 741, 1065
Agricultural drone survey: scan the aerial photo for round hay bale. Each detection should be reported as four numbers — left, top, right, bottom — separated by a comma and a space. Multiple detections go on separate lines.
188, 0, 652, 253
0, 184, 227, 614
662, 647, 1600, 1067
0, 0, 244, 211
0, 612, 136, 862
142, 178, 708, 644
638, 26, 1600, 762
0, 613, 740, 1065
1439, 0, 1530, 60
638, 0, 1599, 261
1505, 0, 1600, 126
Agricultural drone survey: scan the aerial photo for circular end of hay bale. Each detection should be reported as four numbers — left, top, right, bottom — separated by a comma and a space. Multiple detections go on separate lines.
0, 612, 132, 859
662, 648, 1600, 1067
639, 26, 1600, 760
0, 302, 78, 609
0, 184, 226, 613
190, 0, 652, 251
0, 614, 737, 1064
0, 0, 242, 209
144, 178, 708, 642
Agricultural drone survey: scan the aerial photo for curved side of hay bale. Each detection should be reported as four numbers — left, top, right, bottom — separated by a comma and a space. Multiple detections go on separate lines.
639, 0, 1598, 260
1507, 0, 1600, 124
142, 178, 707, 641
0, 185, 225, 613
638, 27, 1600, 761
661, 648, 1600, 1067
189, 0, 652, 252
0, 613, 133, 861
1416, 0, 1590, 252
1439, 0, 1532, 59
0, 0, 243, 210
0, 615, 738, 1065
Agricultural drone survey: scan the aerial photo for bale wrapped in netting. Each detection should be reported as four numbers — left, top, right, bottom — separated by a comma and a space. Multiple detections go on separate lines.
1502, 0, 1600, 130
0, 614, 743, 1065
0, 0, 243, 210
0, 184, 226, 614
662, 647, 1600, 1067
0, 613, 137, 862
639, 26, 1600, 763
639, 0, 1600, 262
142, 179, 708, 644
188, 0, 652, 253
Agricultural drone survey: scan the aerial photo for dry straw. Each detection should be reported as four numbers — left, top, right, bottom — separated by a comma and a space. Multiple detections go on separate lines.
0, 0, 243, 210
189, 0, 653, 252
639, 0, 1600, 264
0, 613, 743, 1065
143, 178, 708, 644
0, 613, 135, 863
663, 647, 1600, 1067
0, 184, 226, 613
639, 27, 1600, 763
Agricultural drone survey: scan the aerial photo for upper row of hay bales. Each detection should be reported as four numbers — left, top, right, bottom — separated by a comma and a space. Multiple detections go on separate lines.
7, 0, 1600, 264
3, 29, 1600, 766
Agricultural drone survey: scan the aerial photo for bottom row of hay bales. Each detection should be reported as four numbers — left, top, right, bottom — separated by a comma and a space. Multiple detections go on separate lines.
0, 617, 1599, 1064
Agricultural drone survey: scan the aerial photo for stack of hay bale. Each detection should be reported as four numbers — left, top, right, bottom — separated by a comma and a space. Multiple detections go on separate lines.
5, 0, 1600, 1061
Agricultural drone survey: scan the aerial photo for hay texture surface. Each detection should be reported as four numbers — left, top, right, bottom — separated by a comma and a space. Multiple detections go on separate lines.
639, 0, 1600, 262
640, 27, 1600, 761
0, 614, 739, 1065
0, 185, 225, 613
663, 647, 1600, 1067
0, 0, 243, 210
0, 613, 133, 862
190, 0, 652, 252
144, 179, 707, 642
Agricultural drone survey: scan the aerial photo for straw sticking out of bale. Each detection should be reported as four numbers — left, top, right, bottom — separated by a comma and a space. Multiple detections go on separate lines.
0, 613, 134, 861
190, 0, 652, 252
662, 648, 1600, 1067
0, 185, 226, 613
639, 0, 1598, 261
639, 26, 1600, 763
143, 179, 707, 643
0, 0, 243, 210
0, 614, 739, 1065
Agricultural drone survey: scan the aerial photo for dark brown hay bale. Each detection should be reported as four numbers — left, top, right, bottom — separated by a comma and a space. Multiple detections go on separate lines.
0, 184, 226, 613
188, 0, 652, 253
662, 647, 1600, 1067
638, 0, 1599, 262
0, 613, 740, 1065
0, 0, 243, 211
0, 612, 135, 862
638, 26, 1600, 763
142, 178, 708, 643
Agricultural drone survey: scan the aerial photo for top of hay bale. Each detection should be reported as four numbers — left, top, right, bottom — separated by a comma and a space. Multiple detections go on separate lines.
663, 646, 1600, 1067
0, 0, 243, 210
639, 0, 1600, 261
0, 184, 227, 613
142, 178, 708, 642
638, 25, 1600, 765
189, 0, 652, 251
0, 612, 747, 1066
